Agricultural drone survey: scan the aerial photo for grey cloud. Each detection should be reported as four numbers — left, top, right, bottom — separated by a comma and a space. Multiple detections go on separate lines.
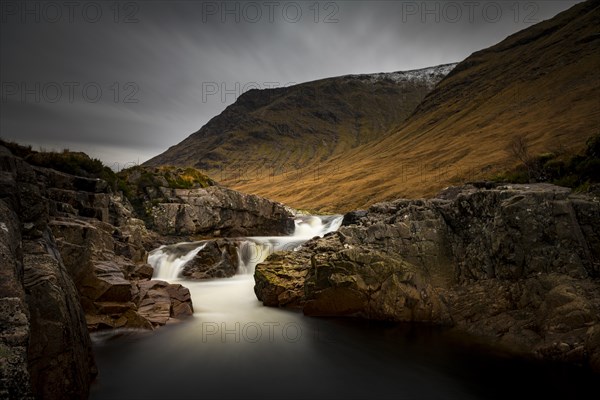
0, 0, 583, 167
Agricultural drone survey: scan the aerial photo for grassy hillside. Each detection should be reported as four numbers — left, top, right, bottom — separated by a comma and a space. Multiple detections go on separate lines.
231, 0, 600, 211
144, 65, 456, 182
493, 133, 600, 191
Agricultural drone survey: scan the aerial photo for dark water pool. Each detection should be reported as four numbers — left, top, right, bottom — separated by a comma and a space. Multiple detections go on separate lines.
90, 277, 595, 400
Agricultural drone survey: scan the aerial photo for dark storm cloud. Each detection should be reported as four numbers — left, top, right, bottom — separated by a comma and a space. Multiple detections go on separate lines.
0, 0, 583, 166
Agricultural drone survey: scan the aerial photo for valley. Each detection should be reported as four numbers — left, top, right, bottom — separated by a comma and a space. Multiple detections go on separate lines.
146, 1, 599, 211
1, 1, 599, 399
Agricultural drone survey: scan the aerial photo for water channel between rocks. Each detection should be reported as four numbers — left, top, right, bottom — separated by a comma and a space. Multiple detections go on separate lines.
90, 215, 594, 400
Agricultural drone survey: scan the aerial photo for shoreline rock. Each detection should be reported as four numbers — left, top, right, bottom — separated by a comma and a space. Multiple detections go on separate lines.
1, 143, 299, 398
255, 183, 600, 372
1, 148, 97, 399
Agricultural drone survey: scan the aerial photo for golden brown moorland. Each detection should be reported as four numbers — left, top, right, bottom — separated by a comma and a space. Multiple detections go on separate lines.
149, 1, 600, 212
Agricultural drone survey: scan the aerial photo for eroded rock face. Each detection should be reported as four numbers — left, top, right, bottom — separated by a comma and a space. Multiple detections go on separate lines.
23, 235, 96, 400
0, 200, 33, 400
148, 185, 294, 237
0, 146, 193, 398
0, 148, 96, 399
41, 184, 194, 332
255, 183, 600, 370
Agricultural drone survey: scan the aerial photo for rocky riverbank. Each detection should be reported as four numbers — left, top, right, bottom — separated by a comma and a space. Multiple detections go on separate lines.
0, 144, 295, 399
2, 139, 599, 400
255, 183, 600, 372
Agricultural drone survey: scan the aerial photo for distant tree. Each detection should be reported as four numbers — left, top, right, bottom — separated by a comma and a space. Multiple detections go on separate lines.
506, 134, 533, 181
507, 135, 530, 164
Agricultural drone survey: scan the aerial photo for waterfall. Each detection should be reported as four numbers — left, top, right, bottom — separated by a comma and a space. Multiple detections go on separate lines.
236, 214, 343, 274
148, 215, 343, 279
292, 215, 343, 238
148, 242, 207, 280
235, 237, 304, 275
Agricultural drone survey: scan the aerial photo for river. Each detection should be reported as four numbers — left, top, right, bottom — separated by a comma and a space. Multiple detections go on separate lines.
90, 216, 594, 399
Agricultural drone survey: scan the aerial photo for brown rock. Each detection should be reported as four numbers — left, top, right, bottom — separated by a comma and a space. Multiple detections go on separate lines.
144, 184, 294, 237
1, 147, 97, 399
254, 252, 311, 308
134, 280, 194, 327
114, 309, 154, 330
172, 301, 194, 318
182, 239, 240, 279
255, 184, 600, 370
23, 237, 96, 400
586, 325, 600, 372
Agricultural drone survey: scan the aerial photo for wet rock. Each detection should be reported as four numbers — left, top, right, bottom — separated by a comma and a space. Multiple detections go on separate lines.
0, 200, 34, 400
254, 251, 312, 308
136, 280, 194, 326
1, 147, 97, 399
22, 236, 97, 400
255, 184, 600, 371
182, 239, 240, 279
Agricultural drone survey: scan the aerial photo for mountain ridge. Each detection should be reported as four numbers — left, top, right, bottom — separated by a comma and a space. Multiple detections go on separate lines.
144, 63, 458, 178
147, 0, 599, 212
230, 0, 600, 211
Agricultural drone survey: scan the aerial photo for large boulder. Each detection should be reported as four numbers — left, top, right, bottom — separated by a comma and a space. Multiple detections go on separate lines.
182, 239, 240, 279
303, 236, 452, 323
149, 186, 294, 237
116, 165, 295, 238
255, 183, 600, 370
254, 251, 312, 308
135, 280, 193, 326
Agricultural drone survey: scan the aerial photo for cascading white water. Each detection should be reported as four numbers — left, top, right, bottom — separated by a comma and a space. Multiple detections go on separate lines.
148, 242, 206, 280
292, 215, 343, 238
93, 212, 588, 400
148, 215, 343, 279
236, 215, 343, 274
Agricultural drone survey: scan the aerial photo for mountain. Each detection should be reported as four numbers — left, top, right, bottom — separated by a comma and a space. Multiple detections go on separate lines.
147, 0, 599, 212
230, 0, 600, 211
144, 64, 457, 179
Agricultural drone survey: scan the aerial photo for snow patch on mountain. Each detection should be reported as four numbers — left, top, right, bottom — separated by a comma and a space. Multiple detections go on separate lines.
348, 63, 458, 88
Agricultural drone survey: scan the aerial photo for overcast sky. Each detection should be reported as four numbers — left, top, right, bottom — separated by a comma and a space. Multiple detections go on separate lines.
0, 0, 582, 168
